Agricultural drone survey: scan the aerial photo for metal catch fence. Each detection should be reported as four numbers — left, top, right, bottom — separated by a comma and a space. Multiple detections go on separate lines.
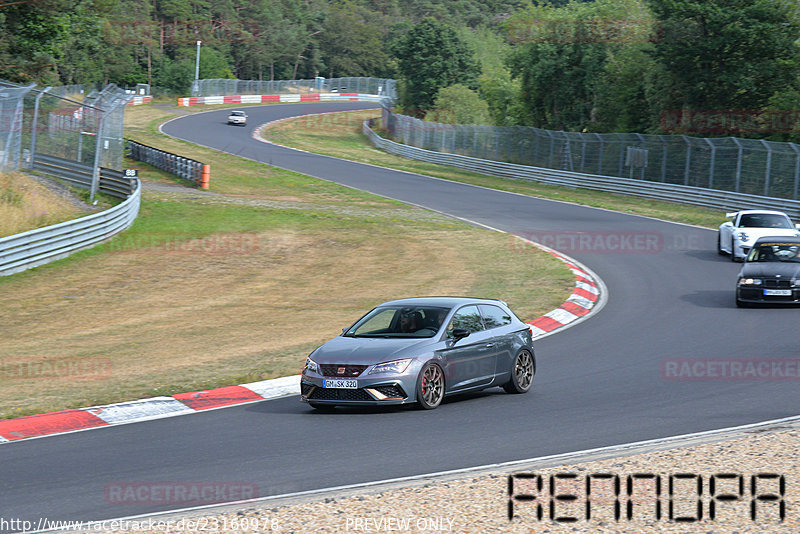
1, 79, 132, 199
192, 77, 396, 99
382, 108, 800, 201
365, 118, 800, 219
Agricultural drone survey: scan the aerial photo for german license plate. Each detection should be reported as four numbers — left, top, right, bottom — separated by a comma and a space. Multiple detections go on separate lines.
323, 379, 358, 388
764, 289, 792, 296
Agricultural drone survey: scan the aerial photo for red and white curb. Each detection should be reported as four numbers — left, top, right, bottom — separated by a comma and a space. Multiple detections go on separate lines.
518, 237, 602, 339
0, 377, 300, 443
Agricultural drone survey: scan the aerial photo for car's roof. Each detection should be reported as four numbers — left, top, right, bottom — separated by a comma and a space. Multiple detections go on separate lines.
753, 235, 800, 245
735, 210, 791, 216
377, 296, 509, 309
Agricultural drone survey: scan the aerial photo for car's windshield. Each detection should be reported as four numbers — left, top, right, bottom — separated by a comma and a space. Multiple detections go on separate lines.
738, 213, 792, 229
231, 111, 245, 116
747, 244, 800, 262
344, 306, 450, 338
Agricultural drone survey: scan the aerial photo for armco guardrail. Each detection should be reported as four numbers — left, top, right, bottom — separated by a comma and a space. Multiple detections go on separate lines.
126, 139, 209, 188
0, 178, 141, 276
32, 154, 135, 199
363, 119, 800, 220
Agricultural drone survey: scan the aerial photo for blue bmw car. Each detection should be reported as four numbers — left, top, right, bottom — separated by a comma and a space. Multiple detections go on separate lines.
300, 297, 536, 410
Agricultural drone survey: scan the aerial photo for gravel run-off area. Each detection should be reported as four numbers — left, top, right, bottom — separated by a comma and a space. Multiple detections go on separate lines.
95, 419, 800, 534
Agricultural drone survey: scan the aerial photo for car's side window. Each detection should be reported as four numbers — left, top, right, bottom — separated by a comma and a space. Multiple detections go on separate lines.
479, 304, 512, 329
447, 305, 485, 335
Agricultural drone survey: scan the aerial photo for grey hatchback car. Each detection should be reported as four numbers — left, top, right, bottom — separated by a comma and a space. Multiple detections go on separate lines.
300, 297, 536, 410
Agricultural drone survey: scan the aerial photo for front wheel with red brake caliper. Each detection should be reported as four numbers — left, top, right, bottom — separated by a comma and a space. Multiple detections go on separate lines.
416, 361, 445, 410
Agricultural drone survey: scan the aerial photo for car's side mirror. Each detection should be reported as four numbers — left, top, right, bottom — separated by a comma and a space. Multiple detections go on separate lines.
450, 328, 470, 342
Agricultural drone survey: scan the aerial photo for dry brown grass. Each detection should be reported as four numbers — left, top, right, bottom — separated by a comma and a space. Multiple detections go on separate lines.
0, 172, 85, 238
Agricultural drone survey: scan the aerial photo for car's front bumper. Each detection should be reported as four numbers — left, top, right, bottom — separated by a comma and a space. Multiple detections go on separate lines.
300, 373, 416, 406
732, 242, 751, 260
737, 286, 800, 304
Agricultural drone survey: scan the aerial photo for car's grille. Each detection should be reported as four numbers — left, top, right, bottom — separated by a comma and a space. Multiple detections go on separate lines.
319, 364, 369, 377
763, 279, 792, 289
300, 382, 314, 396
308, 388, 374, 401
371, 384, 407, 399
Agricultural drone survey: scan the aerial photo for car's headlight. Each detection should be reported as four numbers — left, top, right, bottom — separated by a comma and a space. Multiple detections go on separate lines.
739, 278, 762, 285
737, 231, 749, 242
369, 359, 412, 375
304, 357, 320, 374
793, 280, 800, 287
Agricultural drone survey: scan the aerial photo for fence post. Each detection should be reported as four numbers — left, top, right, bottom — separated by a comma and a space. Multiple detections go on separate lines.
580, 135, 587, 172
616, 133, 625, 177
635, 133, 647, 180
682, 135, 692, 186
90, 114, 105, 201
790, 143, 800, 200
658, 135, 668, 182
704, 138, 716, 189
545, 131, 556, 168
29, 86, 52, 169
595, 133, 604, 175
731, 137, 743, 192
761, 139, 773, 197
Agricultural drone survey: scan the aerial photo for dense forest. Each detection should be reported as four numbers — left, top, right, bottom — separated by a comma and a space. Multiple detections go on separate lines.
2, 0, 800, 139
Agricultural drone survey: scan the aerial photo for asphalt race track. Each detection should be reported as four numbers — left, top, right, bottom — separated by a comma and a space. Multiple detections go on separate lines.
2, 102, 798, 527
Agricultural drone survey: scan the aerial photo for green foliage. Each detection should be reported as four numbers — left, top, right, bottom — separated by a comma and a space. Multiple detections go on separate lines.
646, 0, 800, 113
506, 0, 658, 131
319, 1, 394, 78
0, 0, 522, 89
393, 17, 480, 115
457, 25, 521, 126
424, 84, 492, 124
152, 56, 194, 94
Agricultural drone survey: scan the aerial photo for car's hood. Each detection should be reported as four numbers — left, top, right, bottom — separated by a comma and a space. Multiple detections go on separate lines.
739, 262, 800, 279
310, 336, 435, 364
739, 228, 799, 241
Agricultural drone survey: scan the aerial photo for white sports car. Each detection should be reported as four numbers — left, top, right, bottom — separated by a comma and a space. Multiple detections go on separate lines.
718, 210, 800, 261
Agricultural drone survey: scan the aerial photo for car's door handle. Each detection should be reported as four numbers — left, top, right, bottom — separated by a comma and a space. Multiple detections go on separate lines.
485, 343, 495, 348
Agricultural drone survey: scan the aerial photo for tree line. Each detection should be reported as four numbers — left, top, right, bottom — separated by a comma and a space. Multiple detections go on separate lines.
2, 0, 799, 140
0, 0, 522, 91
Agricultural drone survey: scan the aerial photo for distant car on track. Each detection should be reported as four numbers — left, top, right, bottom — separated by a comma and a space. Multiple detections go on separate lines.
227, 110, 247, 126
300, 297, 536, 410
736, 236, 800, 307
718, 210, 800, 261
